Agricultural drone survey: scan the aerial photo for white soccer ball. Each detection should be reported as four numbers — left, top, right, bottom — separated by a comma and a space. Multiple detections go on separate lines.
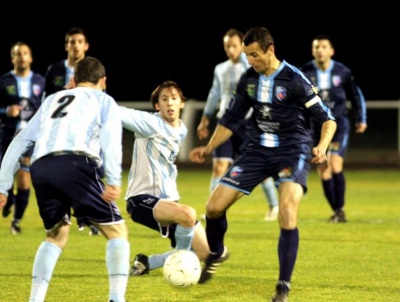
163, 249, 201, 287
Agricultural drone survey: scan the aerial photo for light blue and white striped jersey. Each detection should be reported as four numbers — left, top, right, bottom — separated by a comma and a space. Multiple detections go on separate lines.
203, 52, 250, 119
0, 86, 123, 194
119, 107, 187, 201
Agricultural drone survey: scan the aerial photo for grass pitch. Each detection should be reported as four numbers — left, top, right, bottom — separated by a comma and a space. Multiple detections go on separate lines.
0, 168, 399, 301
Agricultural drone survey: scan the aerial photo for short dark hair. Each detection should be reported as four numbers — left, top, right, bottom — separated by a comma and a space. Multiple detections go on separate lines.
150, 80, 186, 110
312, 34, 333, 47
65, 27, 88, 43
243, 27, 274, 53
74, 56, 105, 84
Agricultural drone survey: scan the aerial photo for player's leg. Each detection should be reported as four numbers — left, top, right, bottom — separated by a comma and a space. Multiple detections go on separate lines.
131, 221, 210, 276
271, 146, 309, 302
271, 181, 303, 302
153, 200, 197, 250
190, 221, 211, 261
29, 219, 70, 302
96, 223, 130, 302
199, 185, 242, 283
262, 177, 279, 221
28, 156, 74, 302
330, 153, 346, 222
12, 159, 31, 234
2, 185, 14, 218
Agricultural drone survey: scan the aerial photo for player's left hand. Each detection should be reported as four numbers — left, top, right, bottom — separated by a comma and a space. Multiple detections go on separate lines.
355, 122, 367, 134
0, 193, 7, 209
311, 146, 327, 164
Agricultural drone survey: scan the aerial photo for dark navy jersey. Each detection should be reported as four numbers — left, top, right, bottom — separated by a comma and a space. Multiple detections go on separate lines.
300, 60, 366, 124
220, 60, 335, 148
44, 60, 68, 98
0, 71, 45, 132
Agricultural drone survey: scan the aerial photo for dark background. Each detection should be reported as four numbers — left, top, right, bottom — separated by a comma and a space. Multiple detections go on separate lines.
0, 6, 398, 102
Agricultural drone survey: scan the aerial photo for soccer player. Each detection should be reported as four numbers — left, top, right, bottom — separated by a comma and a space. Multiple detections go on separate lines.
43, 27, 89, 98
0, 42, 45, 234
300, 34, 367, 223
43, 27, 99, 235
0, 56, 130, 302
197, 28, 279, 221
189, 27, 337, 302
119, 80, 210, 276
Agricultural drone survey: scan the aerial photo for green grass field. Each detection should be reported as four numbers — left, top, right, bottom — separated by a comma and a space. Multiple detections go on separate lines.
0, 168, 399, 302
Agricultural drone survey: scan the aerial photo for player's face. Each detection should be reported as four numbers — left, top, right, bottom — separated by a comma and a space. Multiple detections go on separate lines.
312, 39, 334, 64
11, 45, 32, 73
244, 42, 273, 75
65, 34, 89, 61
155, 87, 185, 125
223, 35, 243, 63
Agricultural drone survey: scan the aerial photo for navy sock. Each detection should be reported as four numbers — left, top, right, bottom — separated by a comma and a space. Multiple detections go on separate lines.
205, 212, 227, 257
332, 172, 345, 212
322, 179, 335, 211
278, 228, 299, 282
14, 188, 30, 220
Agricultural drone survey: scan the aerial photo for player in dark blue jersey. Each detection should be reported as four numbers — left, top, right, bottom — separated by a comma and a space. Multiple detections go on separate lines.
190, 27, 337, 302
43, 27, 89, 99
300, 34, 367, 223
0, 42, 45, 234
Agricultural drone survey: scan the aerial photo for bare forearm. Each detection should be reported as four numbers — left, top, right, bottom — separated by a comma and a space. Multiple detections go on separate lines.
318, 120, 337, 151
204, 124, 233, 155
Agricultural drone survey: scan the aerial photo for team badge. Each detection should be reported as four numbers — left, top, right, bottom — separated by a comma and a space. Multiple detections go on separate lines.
32, 84, 42, 96
332, 75, 341, 87
230, 166, 243, 178
329, 142, 340, 151
278, 167, 292, 178
275, 86, 286, 101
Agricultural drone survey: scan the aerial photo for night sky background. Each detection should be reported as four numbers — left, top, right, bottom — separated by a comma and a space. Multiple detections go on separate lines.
1, 6, 398, 102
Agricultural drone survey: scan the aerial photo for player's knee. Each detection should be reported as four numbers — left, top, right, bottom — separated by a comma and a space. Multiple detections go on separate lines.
180, 205, 197, 227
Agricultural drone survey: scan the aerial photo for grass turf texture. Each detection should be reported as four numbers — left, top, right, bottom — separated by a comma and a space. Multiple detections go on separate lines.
0, 168, 399, 301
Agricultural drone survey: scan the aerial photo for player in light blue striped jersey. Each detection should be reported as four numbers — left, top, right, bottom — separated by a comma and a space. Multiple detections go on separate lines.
120, 81, 210, 276
0, 56, 130, 302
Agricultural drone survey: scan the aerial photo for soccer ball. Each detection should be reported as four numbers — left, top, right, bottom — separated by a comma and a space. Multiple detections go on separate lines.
163, 249, 201, 287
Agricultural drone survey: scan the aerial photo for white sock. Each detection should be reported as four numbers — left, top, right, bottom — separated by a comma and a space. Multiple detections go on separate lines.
106, 238, 130, 302
29, 241, 62, 302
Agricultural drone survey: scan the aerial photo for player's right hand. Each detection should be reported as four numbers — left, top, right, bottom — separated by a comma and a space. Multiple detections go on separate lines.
101, 185, 121, 202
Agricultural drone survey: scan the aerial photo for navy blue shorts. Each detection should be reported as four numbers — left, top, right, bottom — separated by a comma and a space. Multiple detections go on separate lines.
213, 119, 247, 161
220, 143, 312, 195
312, 117, 349, 157
30, 153, 124, 230
126, 194, 176, 247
